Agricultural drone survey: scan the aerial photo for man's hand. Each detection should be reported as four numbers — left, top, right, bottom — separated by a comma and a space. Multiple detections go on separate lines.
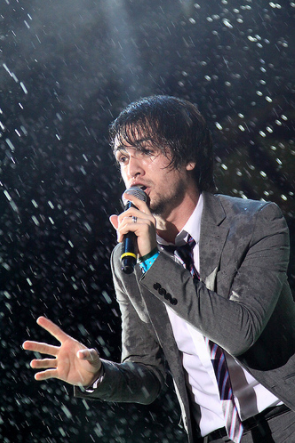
110, 193, 157, 258
23, 317, 102, 387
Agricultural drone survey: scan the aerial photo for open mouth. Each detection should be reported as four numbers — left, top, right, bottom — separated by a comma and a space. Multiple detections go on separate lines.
136, 185, 147, 191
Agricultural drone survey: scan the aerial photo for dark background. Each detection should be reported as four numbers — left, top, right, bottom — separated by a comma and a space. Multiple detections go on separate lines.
0, 0, 294, 442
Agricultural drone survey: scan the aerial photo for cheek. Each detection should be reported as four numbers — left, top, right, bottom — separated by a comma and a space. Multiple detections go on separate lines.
120, 169, 128, 184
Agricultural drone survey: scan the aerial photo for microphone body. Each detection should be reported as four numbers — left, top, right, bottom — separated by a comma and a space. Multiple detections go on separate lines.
121, 186, 148, 274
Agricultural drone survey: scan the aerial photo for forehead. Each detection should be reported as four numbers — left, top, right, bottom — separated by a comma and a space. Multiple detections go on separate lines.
114, 135, 154, 152
113, 121, 159, 150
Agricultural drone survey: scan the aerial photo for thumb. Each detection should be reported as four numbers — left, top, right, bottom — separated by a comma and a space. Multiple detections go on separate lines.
109, 214, 119, 230
77, 348, 100, 363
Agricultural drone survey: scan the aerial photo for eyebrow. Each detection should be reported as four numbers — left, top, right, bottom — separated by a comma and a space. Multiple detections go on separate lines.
114, 137, 154, 152
114, 145, 128, 153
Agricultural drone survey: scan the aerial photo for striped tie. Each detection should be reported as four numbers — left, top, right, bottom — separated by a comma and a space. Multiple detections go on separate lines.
175, 235, 244, 443
174, 235, 199, 279
205, 339, 244, 442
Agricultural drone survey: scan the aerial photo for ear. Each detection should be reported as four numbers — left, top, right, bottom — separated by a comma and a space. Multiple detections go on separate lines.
186, 161, 196, 171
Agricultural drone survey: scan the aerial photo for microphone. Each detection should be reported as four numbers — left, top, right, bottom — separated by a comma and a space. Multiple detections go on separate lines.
121, 186, 148, 274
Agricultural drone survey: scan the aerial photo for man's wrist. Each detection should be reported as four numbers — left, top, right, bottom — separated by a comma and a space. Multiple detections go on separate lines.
138, 247, 159, 263
83, 364, 105, 392
139, 248, 160, 273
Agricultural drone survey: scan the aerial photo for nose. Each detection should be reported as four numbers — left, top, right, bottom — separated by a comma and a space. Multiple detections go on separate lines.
126, 154, 144, 180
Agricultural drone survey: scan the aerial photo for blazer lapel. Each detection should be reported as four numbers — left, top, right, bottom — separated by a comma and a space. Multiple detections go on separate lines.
199, 193, 229, 290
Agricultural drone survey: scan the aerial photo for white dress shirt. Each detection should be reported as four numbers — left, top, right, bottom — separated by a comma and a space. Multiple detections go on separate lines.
157, 193, 281, 437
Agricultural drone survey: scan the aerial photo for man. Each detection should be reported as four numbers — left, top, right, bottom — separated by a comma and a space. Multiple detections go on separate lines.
23, 96, 295, 443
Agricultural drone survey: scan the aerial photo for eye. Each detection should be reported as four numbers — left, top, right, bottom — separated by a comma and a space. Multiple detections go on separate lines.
141, 147, 155, 157
116, 152, 129, 164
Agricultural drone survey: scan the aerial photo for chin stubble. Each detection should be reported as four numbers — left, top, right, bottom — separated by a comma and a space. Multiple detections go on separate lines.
150, 178, 186, 216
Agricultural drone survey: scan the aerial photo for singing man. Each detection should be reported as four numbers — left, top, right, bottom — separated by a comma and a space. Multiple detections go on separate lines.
24, 96, 295, 443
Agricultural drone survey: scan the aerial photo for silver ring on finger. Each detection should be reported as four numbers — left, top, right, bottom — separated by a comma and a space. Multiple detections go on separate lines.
132, 216, 137, 223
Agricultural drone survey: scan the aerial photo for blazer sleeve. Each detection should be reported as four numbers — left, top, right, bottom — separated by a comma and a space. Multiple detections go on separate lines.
139, 201, 292, 357
74, 247, 165, 404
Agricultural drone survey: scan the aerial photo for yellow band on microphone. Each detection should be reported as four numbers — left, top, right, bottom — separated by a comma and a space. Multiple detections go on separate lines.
121, 252, 137, 259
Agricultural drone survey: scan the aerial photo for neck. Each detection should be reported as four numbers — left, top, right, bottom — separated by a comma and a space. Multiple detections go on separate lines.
155, 188, 200, 243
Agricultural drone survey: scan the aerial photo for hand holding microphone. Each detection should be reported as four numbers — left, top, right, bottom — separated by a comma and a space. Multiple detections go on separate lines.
109, 186, 157, 274
120, 186, 148, 274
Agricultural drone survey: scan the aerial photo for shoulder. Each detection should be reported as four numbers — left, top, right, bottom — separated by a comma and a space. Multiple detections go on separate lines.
207, 192, 283, 219
201, 192, 287, 241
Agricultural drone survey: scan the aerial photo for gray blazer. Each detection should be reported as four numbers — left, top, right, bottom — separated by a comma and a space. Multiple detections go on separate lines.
76, 192, 295, 442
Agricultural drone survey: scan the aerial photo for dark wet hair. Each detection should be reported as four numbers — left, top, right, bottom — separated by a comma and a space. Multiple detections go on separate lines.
109, 95, 215, 192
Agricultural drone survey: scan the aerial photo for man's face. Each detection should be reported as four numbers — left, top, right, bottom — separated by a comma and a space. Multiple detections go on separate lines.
114, 137, 195, 218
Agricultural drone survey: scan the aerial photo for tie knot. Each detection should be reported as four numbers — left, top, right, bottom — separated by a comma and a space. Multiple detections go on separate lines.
160, 235, 196, 256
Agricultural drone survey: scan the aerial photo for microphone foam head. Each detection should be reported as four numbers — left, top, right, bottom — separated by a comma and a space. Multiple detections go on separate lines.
122, 186, 148, 206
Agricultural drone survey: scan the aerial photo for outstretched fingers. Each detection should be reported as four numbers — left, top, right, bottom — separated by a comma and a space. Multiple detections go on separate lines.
22, 341, 59, 357
36, 316, 69, 343
34, 368, 58, 381
23, 317, 102, 386
29, 356, 59, 381
30, 357, 58, 370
